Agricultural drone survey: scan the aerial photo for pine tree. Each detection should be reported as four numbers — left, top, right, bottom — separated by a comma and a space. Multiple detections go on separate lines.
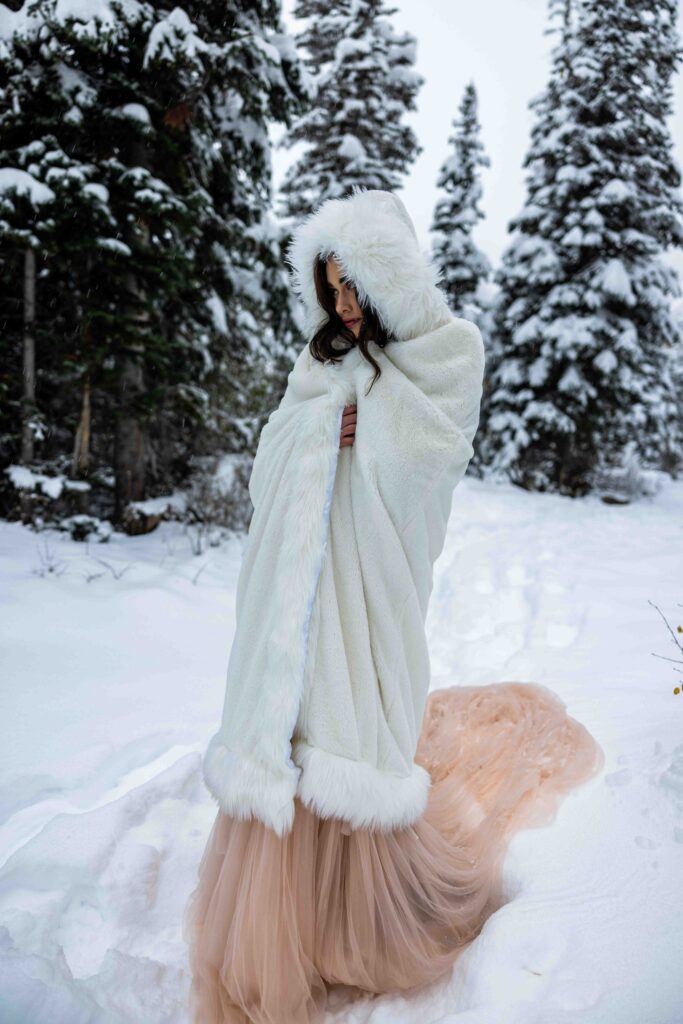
0, 0, 307, 523
278, 0, 423, 221
477, 0, 683, 496
0, 10, 140, 494
430, 81, 491, 322
146, 1, 309, 469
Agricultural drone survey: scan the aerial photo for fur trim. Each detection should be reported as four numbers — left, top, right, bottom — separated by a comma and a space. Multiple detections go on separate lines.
252, 369, 357, 764
202, 365, 357, 836
202, 734, 300, 836
293, 740, 432, 830
285, 188, 453, 343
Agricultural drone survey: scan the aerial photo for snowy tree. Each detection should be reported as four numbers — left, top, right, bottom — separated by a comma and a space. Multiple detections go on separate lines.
0, 6, 136, 488
0, 0, 307, 525
142, 1, 309, 490
288, 0, 348, 70
0, 168, 55, 470
278, 0, 423, 221
672, 294, 683, 438
476, 0, 683, 496
430, 80, 491, 323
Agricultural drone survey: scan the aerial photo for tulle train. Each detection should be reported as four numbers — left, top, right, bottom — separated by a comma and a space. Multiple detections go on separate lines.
183, 682, 604, 1024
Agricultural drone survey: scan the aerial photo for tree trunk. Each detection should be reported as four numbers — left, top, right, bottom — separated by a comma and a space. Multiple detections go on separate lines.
71, 367, 91, 478
114, 333, 147, 518
21, 246, 36, 464
114, 139, 150, 523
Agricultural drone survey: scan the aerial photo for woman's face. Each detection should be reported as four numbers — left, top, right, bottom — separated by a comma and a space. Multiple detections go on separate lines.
326, 256, 363, 338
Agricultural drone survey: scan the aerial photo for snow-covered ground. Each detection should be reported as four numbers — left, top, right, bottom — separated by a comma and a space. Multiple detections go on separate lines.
1, 475, 682, 1024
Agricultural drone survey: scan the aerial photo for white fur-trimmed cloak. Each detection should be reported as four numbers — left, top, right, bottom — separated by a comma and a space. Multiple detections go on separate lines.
202, 189, 486, 836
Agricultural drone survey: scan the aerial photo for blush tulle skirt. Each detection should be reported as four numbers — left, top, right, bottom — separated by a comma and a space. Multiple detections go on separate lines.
183, 682, 604, 1024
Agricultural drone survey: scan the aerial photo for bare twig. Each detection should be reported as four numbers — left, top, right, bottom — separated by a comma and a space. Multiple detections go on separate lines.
82, 571, 107, 583
649, 599, 683, 692
648, 599, 683, 655
192, 561, 210, 585
90, 556, 132, 580
32, 537, 67, 577
650, 653, 683, 673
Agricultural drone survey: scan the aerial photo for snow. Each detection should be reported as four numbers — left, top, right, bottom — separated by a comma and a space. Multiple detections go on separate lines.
144, 8, 207, 68
251, 31, 283, 67
599, 178, 632, 204
557, 364, 584, 393
4, 466, 91, 500
337, 133, 367, 162
96, 238, 132, 256
269, 29, 303, 67
46, 165, 91, 185
63, 106, 85, 126
600, 257, 636, 305
0, 168, 55, 206
53, 0, 145, 40
82, 182, 109, 205
528, 355, 549, 386
561, 225, 584, 247
56, 0, 113, 24
1, 475, 682, 1022
593, 349, 618, 375
336, 37, 372, 60
55, 66, 97, 109
127, 491, 187, 516
0, 3, 40, 43
115, 103, 151, 127
206, 291, 227, 335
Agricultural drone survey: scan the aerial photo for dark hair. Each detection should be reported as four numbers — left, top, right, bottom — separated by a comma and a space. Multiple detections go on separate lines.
308, 255, 395, 393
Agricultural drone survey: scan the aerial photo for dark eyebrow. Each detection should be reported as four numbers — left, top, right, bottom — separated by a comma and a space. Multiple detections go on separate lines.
328, 277, 353, 289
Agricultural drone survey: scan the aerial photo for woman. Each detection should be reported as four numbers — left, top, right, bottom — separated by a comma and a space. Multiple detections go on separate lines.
183, 188, 604, 1024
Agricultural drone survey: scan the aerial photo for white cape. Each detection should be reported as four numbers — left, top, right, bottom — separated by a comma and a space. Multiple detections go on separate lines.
203, 190, 486, 836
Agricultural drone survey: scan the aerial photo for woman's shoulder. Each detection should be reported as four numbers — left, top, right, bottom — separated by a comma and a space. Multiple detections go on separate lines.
428, 315, 484, 350
383, 315, 485, 373
441, 317, 485, 367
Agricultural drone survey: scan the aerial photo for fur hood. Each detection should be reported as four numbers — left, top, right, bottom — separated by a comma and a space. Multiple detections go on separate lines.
285, 187, 453, 342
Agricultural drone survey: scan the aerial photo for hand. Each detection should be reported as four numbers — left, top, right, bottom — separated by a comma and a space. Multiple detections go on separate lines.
339, 404, 357, 448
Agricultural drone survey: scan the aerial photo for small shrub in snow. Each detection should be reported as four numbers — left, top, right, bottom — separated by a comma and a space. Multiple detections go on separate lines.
182, 454, 254, 549
57, 515, 114, 543
593, 443, 661, 505
649, 599, 683, 695
2, 463, 93, 527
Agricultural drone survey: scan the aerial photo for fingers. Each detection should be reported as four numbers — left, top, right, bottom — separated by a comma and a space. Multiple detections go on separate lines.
340, 404, 357, 447
340, 424, 356, 446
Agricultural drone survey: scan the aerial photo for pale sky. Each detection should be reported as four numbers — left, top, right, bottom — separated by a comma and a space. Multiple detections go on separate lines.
273, 0, 683, 281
